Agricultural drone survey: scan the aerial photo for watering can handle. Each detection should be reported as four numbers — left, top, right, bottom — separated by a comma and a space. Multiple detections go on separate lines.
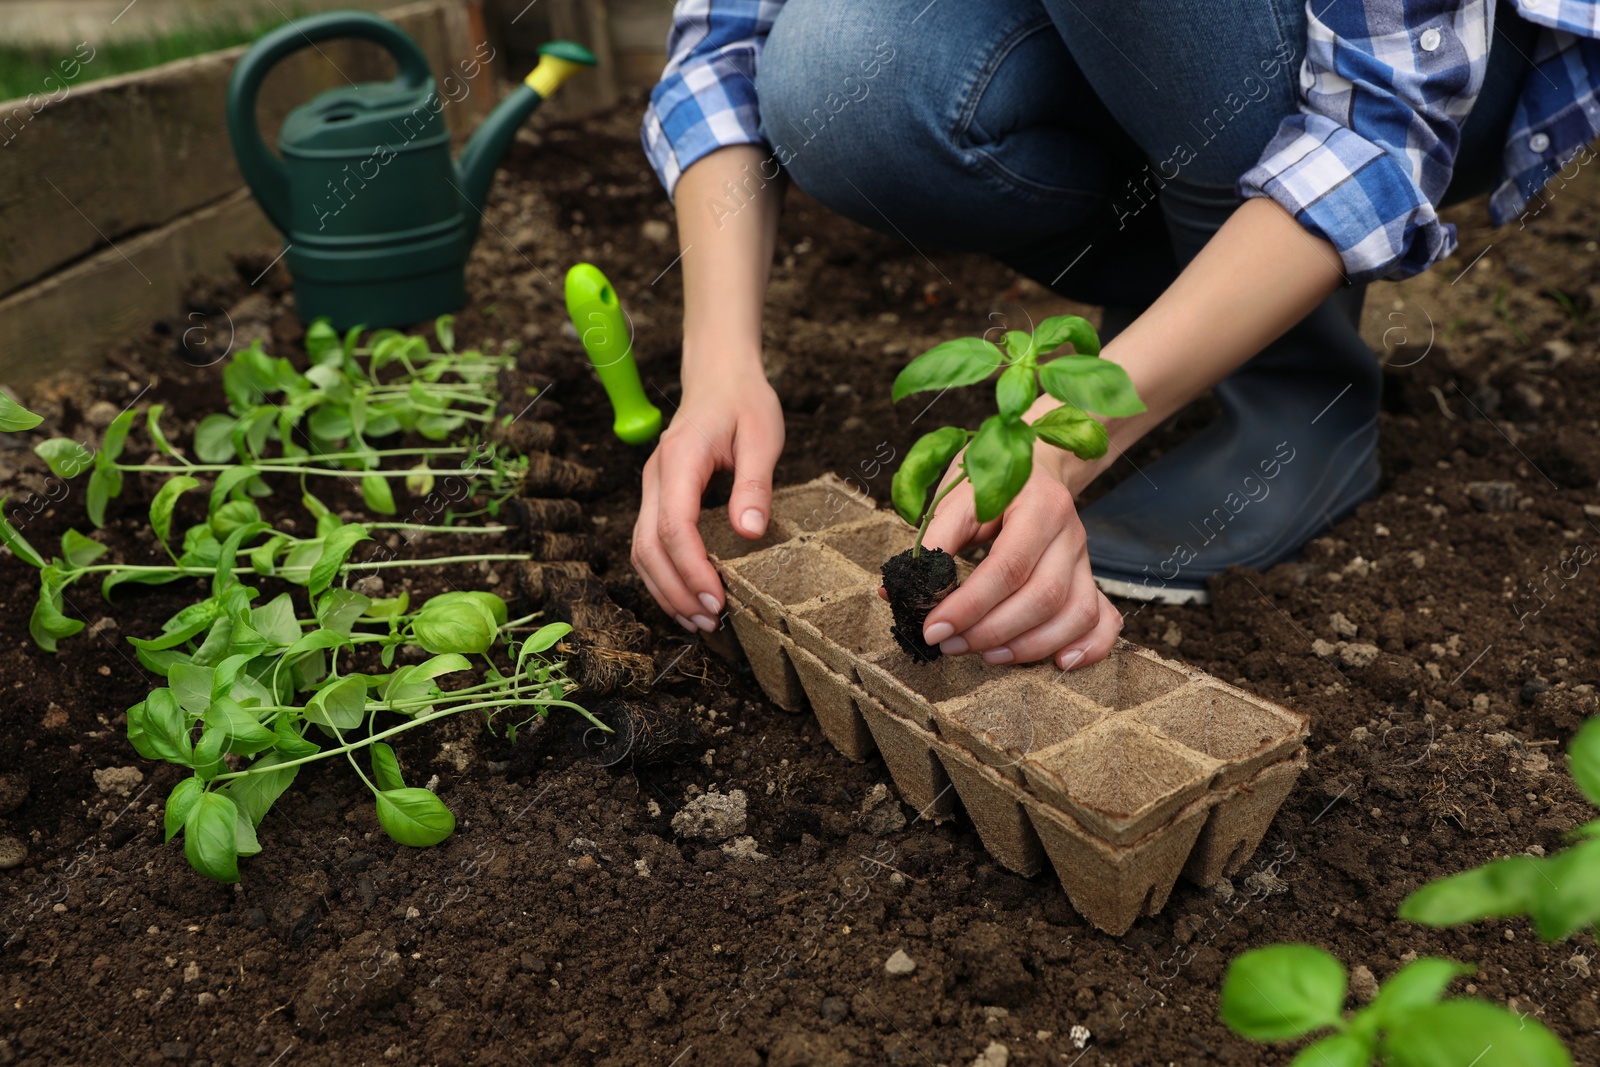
226, 10, 434, 234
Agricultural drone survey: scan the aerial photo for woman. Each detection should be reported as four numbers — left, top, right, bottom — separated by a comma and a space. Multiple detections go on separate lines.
632, 0, 1600, 671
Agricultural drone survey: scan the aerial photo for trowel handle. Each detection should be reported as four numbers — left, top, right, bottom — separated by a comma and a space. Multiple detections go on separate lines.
227, 11, 434, 233
564, 264, 662, 445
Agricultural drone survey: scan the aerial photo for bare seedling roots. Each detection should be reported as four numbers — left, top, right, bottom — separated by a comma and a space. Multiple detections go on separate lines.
516, 560, 594, 603
521, 451, 601, 496
507, 496, 584, 534
576, 697, 702, 768
523, 562, 657, 695
524, 531, 602, 565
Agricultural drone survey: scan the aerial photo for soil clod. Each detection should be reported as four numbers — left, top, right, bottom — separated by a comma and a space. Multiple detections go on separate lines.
881, 547, 957, 661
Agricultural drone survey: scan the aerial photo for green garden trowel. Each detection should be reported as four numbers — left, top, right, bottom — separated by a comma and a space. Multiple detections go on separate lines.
564, 264, 662, 445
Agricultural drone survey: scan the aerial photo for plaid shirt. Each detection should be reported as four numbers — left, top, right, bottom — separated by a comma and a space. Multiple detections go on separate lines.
642, 0, 1600, 282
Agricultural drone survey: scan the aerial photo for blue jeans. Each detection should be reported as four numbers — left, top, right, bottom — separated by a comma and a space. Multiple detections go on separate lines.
755, 0, 1534, 304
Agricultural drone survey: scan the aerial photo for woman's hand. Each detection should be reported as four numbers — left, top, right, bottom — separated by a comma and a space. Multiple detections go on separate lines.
914, 441, 1122, 669
632, 363, 784, 632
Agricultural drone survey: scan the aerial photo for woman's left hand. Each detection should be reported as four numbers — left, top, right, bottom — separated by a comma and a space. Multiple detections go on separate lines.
910, 444, 1123, 669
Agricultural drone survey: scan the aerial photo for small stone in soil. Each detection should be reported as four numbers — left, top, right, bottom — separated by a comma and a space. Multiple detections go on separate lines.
92, 766, 144, 796
671, 789, 748, 843
820, 996, 848, 1023
0, 836, 28, 870
885, 949, 916, 976
970, 1042, 1009, 1067
1349, 965, 1378, 1003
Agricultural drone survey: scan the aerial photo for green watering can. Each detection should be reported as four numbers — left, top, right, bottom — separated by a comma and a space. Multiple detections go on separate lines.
226, 10, 595, 328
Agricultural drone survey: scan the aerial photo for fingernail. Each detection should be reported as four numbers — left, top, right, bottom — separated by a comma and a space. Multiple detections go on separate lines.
674, 614, 697, 633
1059, 648, 1086, 670
691, 614, 718, 632
923, 621, 954, 645
983, 647, 1015, 665
698, 592, 721, 615
740, 508, 765, 536
940, 635, 969, 656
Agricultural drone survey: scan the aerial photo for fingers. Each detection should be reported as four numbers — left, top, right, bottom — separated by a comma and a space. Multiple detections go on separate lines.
631, 442, 722, 631
942, 537, 1094, 661
920, 479, 1067, 648
726, 411, 785, 539
1051, 590, 1124, 670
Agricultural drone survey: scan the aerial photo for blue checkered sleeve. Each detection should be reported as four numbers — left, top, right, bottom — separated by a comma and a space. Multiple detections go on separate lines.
641, 0, 785, 198
1240, 0, 1495, 282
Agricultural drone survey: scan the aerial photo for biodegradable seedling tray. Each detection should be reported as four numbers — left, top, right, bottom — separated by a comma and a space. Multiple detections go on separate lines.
705, 475, 1311, 935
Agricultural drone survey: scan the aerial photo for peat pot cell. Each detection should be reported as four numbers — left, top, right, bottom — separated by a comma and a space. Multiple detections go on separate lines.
861, 648, 1011, 728
1058, 643, 1191, 711
789, 585, 899, 680
770, 474, 879, 537
812, 514, 917, 572
698, 505, 793, 563
1023, 718, 1217, 845
935, 675, 1107, 784
722, 543, 875, 629
1134, 683, 1308, 789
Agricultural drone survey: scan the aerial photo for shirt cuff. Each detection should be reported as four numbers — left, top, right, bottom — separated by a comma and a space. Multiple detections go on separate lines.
1238, 115, 1458, 283
642, 50, 768, 200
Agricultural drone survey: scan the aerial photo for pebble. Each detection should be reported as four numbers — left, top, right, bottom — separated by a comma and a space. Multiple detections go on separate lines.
970, 1042, 1009, 1067
1338, 642, 1381, 669
670, 789, 748, 843
91, 767, 142, 799
1328, 612, 1359, 639
1465, 480, 1520, 512
640, 219, 671, 244
1350, 965, 1378, 1003
195, 992, 217, 1010
719, 836, 770, 862
84, 401, 120, 428
820, 996, 848, 1023
0, 772, 28, 816
884, 949, 916, 976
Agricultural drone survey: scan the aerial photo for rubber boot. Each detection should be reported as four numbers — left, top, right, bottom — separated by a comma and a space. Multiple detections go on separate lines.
1080, 180, 1382, 605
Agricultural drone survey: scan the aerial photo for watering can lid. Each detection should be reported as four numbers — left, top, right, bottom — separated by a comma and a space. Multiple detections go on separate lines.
279, 80, 444, 154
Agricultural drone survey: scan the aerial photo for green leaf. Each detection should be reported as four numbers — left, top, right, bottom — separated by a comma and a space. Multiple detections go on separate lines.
170, 662, 216, 714
1398, 856, 1543, 927
146, 405, 178, 457
423, 590, 508, 627
411, 600, 497, 656
184, 793, 241, 882
0, 393, 43, 432
126, 615, 211, 654
995, 362, 1037, 421
210, 500, 262, 537
1528, 836, 1600, 940
521, 622, 572, 658
222, 751, 300, 826
963, 416, 1034, 524
304, 318, 341, 364
1369, 959, 1475, 1027
250, 593, 301, 648
193, 414, 239, 463
890, 427, 968, 526
1288, 1033, 1371, 1067
1037, 356, 1146, 417
127, 688, 192, 765
361, 474, 396, 515
193, 723, 229, 779
85, 464, 122, 527
1568, 718, 1600, 809
315, 588, 371, 636
1001, 329, 1033, 361
30, 573, 84, 652
375, 788, 456, 847
210, 698, 278, 756
1032, 314, 1100, 357
371, 742, 406, 792
1384, 1000, 1570, 1067
163, 777, 204, 844
0, 498, 45, 569
435, 315, 456, 352
208, 465, 260, 516
59, 529, 106, 568
284, 628, 352, 660
308, 525, 371, 595
35, 437, 94, 479
891, 337, 1006, 402
101, 407, 135, 464
234, 810, 262, 857
1031, 403, 1109, 460
150, 475, 200, 551
1219, 944, 1347, 1042
305, 676, 368, 731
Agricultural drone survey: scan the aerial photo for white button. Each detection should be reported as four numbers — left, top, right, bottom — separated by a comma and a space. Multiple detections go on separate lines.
1530, 132, 1551, 152
1419, 28, 1442, 51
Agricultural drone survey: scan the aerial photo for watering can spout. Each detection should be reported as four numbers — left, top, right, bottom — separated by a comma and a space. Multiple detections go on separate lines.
456, 41, 597, 232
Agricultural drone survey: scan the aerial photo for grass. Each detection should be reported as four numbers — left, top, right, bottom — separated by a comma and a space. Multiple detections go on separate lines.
0, 6, 308, 102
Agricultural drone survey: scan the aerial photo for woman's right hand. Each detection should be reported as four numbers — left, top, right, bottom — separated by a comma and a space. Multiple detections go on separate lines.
631, 362, 785, 632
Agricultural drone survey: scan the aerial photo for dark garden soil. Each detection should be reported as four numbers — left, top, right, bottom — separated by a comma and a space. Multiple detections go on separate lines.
3, 95, 1600, 1067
